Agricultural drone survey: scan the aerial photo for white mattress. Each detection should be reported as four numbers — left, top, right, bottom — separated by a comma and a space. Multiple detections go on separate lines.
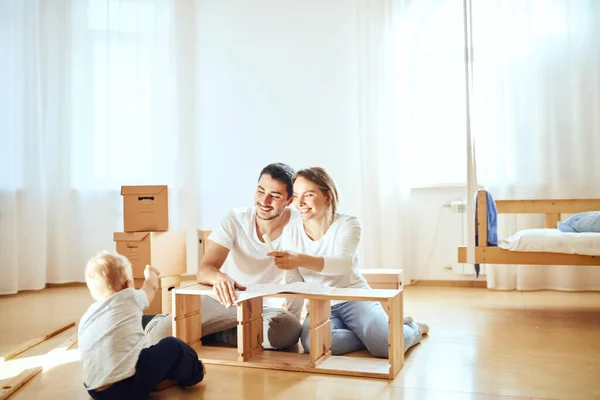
498, 229, 600, 256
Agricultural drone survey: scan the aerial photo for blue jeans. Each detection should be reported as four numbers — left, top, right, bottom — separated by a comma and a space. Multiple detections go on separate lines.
300, 301, 422, 358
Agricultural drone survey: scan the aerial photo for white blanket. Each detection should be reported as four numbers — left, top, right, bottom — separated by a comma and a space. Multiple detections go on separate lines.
498, 228, 600, 256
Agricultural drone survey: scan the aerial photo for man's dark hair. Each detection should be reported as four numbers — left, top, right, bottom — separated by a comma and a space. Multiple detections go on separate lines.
258, 163, 295, 198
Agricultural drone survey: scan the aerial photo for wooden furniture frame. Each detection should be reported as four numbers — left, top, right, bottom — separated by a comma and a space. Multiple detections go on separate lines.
458, 190, 600, 266
172, 284, 404, 380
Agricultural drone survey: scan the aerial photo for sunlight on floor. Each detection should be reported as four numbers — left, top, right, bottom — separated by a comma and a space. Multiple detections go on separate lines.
0, 348, 81, 381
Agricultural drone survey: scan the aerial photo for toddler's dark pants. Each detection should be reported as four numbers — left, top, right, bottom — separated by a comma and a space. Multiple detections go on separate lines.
88, 336, 204, 400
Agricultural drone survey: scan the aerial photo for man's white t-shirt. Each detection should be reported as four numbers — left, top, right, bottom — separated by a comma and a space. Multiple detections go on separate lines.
281, 213, 370, 314
78, 288, 149, 390
209, 206, 300, 308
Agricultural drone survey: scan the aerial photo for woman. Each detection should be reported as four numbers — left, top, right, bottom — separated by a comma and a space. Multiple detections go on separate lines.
268, 167, 428, 358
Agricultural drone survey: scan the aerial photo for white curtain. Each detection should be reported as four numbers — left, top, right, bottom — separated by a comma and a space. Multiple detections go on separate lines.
356, 0, 475, 284
4, 0, 598, 295
356, 0, 417, 281
472, 1, 600, 290
0, 0, 199, 295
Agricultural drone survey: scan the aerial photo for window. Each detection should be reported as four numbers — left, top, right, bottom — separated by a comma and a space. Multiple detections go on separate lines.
70, 0, 177, 191
405, 0, 573, 188
403, 0, 467, 188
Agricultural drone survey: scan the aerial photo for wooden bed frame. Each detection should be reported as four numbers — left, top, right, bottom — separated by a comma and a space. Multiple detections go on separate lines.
457, 190, 600, 266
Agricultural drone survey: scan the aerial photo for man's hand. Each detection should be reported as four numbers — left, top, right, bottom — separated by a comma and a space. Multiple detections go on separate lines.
213, 273, 246, 308
267, 251, 302, 270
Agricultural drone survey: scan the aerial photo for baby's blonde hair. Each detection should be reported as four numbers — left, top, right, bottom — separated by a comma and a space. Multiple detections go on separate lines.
85, 251, 133, 298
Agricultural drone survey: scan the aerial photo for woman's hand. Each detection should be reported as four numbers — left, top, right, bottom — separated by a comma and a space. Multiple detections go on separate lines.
267, 251, 302, 270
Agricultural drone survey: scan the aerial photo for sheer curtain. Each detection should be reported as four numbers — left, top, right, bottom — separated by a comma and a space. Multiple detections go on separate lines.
0, 0, 198, 295
356, 0, 471, 283
356, 0, 417, 282
472, 1, 600, 290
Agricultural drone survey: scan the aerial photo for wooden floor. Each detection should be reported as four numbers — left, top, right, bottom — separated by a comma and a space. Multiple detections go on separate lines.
1, 285, 599, 400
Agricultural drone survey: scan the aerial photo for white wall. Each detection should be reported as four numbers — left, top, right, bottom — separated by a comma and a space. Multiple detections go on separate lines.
194, 0, 363, 229
191, 1, 475, 281
409, 188, 481, 281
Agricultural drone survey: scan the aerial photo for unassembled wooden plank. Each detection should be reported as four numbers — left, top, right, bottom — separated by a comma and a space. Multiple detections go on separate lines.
387, 291, 404, 379
49, 333, 78, 353
458, 246, 600, 266
0, 367, 43, 400
0, 322, 75, 362
1, 331, 79, 399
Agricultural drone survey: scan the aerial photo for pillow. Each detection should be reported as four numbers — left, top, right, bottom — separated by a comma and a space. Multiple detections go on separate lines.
558, 211, 600, 233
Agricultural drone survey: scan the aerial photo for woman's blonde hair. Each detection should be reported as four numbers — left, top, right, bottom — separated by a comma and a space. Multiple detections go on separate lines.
293, 167, 339, 215
85, 251, 132, 297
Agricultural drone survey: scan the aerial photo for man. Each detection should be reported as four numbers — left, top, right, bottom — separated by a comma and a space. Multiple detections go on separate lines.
145, 163, 302, 349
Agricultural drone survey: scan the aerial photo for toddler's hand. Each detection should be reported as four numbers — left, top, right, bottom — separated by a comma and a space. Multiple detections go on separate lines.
144, 265, 160, 279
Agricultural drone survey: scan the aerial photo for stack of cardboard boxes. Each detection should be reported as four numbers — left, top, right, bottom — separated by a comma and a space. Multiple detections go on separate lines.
114, 185, 187, 315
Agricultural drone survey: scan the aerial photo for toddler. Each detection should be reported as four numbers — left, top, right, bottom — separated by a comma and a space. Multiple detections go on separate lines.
78, 251, 205, 399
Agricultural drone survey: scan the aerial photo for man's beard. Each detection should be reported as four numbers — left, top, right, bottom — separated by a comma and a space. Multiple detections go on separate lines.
256, 203, 284, 221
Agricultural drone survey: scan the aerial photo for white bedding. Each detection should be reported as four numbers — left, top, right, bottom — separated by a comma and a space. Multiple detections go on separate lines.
498, 229, 600, 256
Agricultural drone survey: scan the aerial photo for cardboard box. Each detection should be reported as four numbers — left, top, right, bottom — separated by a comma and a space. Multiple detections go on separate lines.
134, 276, 181, 315
114, 231, 186, 278
121, 185, 169, 232
197, 230, 211, 265
360, 269, 403, 290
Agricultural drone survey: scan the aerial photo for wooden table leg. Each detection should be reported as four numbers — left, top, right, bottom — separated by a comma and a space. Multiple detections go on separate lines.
309, 299, 332, 367
237, 297, 263, 362
387, 291, 404, 379
172, 292, 202, 347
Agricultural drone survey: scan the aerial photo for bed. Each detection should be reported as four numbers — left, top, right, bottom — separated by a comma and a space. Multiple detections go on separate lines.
457, 190, 600, 266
